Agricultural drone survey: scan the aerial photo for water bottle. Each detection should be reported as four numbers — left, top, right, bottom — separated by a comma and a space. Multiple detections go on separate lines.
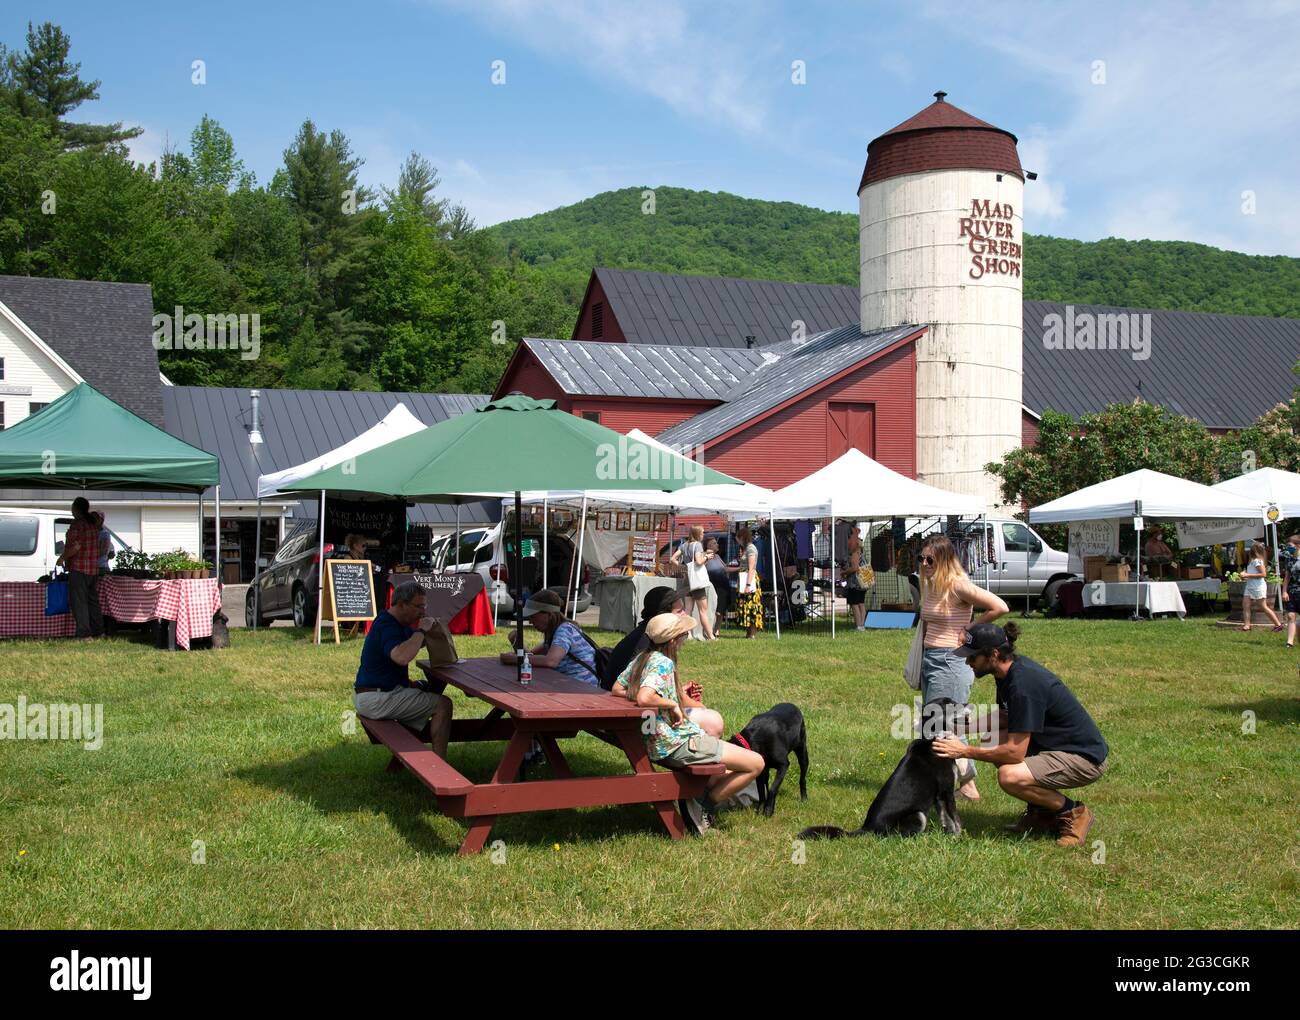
520, 651, 532, 687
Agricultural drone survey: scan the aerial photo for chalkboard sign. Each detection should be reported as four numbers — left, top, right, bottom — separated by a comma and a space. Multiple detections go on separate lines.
322, 559, 376, 643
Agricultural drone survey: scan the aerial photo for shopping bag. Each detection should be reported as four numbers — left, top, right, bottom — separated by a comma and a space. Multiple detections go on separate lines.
45, 577, 70, 616
903, 619, 926, 690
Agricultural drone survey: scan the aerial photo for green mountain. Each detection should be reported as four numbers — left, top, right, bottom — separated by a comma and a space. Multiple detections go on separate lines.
489, 185, 1300, 323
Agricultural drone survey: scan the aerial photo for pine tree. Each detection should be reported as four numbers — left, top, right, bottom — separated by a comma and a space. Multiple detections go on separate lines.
4, 22, 142, 149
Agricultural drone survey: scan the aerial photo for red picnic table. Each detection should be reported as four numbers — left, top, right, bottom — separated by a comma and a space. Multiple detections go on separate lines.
360, 657, 723, 855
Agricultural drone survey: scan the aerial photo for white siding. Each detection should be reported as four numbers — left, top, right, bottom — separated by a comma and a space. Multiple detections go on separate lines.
860, 168, 1024, 510
141, 506, 200, 557
0, 307, 79, 428
101, 508, 141, 550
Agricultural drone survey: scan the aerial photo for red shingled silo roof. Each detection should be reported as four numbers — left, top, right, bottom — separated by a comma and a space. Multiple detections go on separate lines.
858, 93, 1023, 192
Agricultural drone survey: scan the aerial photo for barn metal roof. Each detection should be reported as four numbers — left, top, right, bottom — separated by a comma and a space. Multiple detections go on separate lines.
1023, 301, 1300, 429
657, 322, 921, 449
0, 387, 498, 526
522, 337, 765, 399
593, 267, 861, 348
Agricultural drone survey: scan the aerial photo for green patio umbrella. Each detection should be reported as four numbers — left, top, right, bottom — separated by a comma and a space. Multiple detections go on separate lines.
282, 395, 743, 666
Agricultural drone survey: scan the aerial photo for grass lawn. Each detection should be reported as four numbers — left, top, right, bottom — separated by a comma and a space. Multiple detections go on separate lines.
0, 615, 1296, 929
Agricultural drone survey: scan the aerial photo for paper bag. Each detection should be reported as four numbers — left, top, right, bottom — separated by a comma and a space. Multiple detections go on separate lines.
423, 619, 459, 667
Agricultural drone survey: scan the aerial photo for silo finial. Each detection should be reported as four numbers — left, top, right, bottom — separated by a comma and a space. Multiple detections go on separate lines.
933, 91, 947, 102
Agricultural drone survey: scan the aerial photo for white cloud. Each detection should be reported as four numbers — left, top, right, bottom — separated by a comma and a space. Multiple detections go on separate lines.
918, 0, 1300, 255
430, 0, 772, 136
124, 122, 165, 170
1016, 132, 1066, 222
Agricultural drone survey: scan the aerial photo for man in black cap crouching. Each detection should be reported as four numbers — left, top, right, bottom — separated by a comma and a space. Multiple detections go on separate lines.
933, 622, 1109, 848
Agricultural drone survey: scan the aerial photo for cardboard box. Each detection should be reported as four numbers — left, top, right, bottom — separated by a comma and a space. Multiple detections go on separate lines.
1100, 563, 1131, 583
1181, 566, 1204, 580
1083, 556, 1108, 583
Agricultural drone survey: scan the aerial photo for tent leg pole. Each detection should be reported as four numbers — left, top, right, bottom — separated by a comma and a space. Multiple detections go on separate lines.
571, 496, 587, 618
315, 490, 326, 646
770, 514, 780, 640
214, 485, 221, 592
831, 512, 836, 640
253, 497, 262, 631
1273, 522, 1283, 613
541, 499, 547, 591
1135, 527, 1143, 621
455, 504, 460, 571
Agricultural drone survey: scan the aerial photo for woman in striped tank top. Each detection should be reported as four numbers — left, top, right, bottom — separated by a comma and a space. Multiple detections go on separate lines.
918, 535, 1009, 801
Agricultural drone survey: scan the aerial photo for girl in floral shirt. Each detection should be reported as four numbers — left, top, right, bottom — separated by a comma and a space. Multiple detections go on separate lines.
613, 613, 763, 833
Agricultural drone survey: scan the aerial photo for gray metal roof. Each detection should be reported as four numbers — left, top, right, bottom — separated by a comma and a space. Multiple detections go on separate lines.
594, 267, 861, 348
523, 337, 766, 399
0, 275, 164, 426
658, 322, 921, 448
0, 388, 498, 526
1023, 301, 1300, 429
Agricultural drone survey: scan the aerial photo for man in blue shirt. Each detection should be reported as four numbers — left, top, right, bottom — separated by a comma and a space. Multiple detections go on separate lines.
354, 581, 452, 757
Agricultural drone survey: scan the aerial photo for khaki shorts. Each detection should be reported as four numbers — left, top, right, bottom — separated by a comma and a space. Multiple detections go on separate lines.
1024, 750, 1107, 791
354, 687, 441, 730
656, 732, 724, 767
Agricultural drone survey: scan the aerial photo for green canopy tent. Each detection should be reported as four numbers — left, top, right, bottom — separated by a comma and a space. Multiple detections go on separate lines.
281, 395, 743, 662
0, 382, 221, 573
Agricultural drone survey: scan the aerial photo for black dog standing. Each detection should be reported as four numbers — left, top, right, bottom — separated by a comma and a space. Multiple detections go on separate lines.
729, 703, 808, 817
799, 699, 962, 838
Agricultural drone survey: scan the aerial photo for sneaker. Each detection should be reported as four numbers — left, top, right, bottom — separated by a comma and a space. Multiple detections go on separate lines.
680, 796, 713, 835
1004, 804, 1054, 834
1054, 804, 1095, 847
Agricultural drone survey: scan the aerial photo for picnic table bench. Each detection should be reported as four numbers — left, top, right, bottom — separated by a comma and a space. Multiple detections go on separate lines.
359, 657, 723, 855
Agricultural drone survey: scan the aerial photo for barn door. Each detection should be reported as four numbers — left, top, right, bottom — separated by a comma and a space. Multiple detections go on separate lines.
827, 401, 875, 460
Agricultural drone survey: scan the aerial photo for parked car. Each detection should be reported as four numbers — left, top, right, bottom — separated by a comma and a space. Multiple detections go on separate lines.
431, 519, 591, 615
0, 507, 131, 581
931, 518, 1075, 609
245, 522, 331, 628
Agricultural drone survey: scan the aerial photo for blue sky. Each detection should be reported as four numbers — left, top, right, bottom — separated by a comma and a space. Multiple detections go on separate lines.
12, 0, 1300, 255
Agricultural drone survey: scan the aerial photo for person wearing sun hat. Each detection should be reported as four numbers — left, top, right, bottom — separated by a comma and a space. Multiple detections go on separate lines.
931, 622, 1109, 848
612, 612, 763, 833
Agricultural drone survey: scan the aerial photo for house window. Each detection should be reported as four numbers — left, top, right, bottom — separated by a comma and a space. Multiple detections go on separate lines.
0, 402, 5, 431
591, 302, 604, 339
0, 357, 5, 380
29, 402, 49, 416
582, 411, 601, 424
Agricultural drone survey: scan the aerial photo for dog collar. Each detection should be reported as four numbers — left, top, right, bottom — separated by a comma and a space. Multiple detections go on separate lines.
733, 733, 752, 751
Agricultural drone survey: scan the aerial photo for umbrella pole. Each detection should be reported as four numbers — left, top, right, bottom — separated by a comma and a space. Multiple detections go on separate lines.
315, 490, 326, 646
253, 496, 262, 630
515, 490, 524, 684
571, 495, 588, 618
770, 514, 780, 640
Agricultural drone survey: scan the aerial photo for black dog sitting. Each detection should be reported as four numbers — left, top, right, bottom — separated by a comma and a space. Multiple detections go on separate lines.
798, 700, 962, 839
729, 703, 808, 817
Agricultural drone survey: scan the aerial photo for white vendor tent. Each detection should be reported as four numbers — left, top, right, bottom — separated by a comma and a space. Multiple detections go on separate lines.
1027, 469, 1264, 524
256, 403, 427, 497
250, 403, 428, 628
1212, 467, 1300, 605
768, 448, 984, 637
769, 448, 985, 519
1029, 469, 1265, 619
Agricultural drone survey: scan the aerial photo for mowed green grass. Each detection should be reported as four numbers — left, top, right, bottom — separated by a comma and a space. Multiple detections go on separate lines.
0, 616, 1296, 929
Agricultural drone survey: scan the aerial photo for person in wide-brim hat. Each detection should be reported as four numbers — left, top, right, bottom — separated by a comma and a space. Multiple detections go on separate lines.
612, 613, 763, 834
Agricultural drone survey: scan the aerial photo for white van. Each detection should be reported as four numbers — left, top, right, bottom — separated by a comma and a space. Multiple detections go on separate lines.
0, 507, 131, 582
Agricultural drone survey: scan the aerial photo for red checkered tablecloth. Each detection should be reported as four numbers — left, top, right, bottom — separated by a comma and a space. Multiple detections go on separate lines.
0, 582, 77, 639
101, 576, 222, 650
